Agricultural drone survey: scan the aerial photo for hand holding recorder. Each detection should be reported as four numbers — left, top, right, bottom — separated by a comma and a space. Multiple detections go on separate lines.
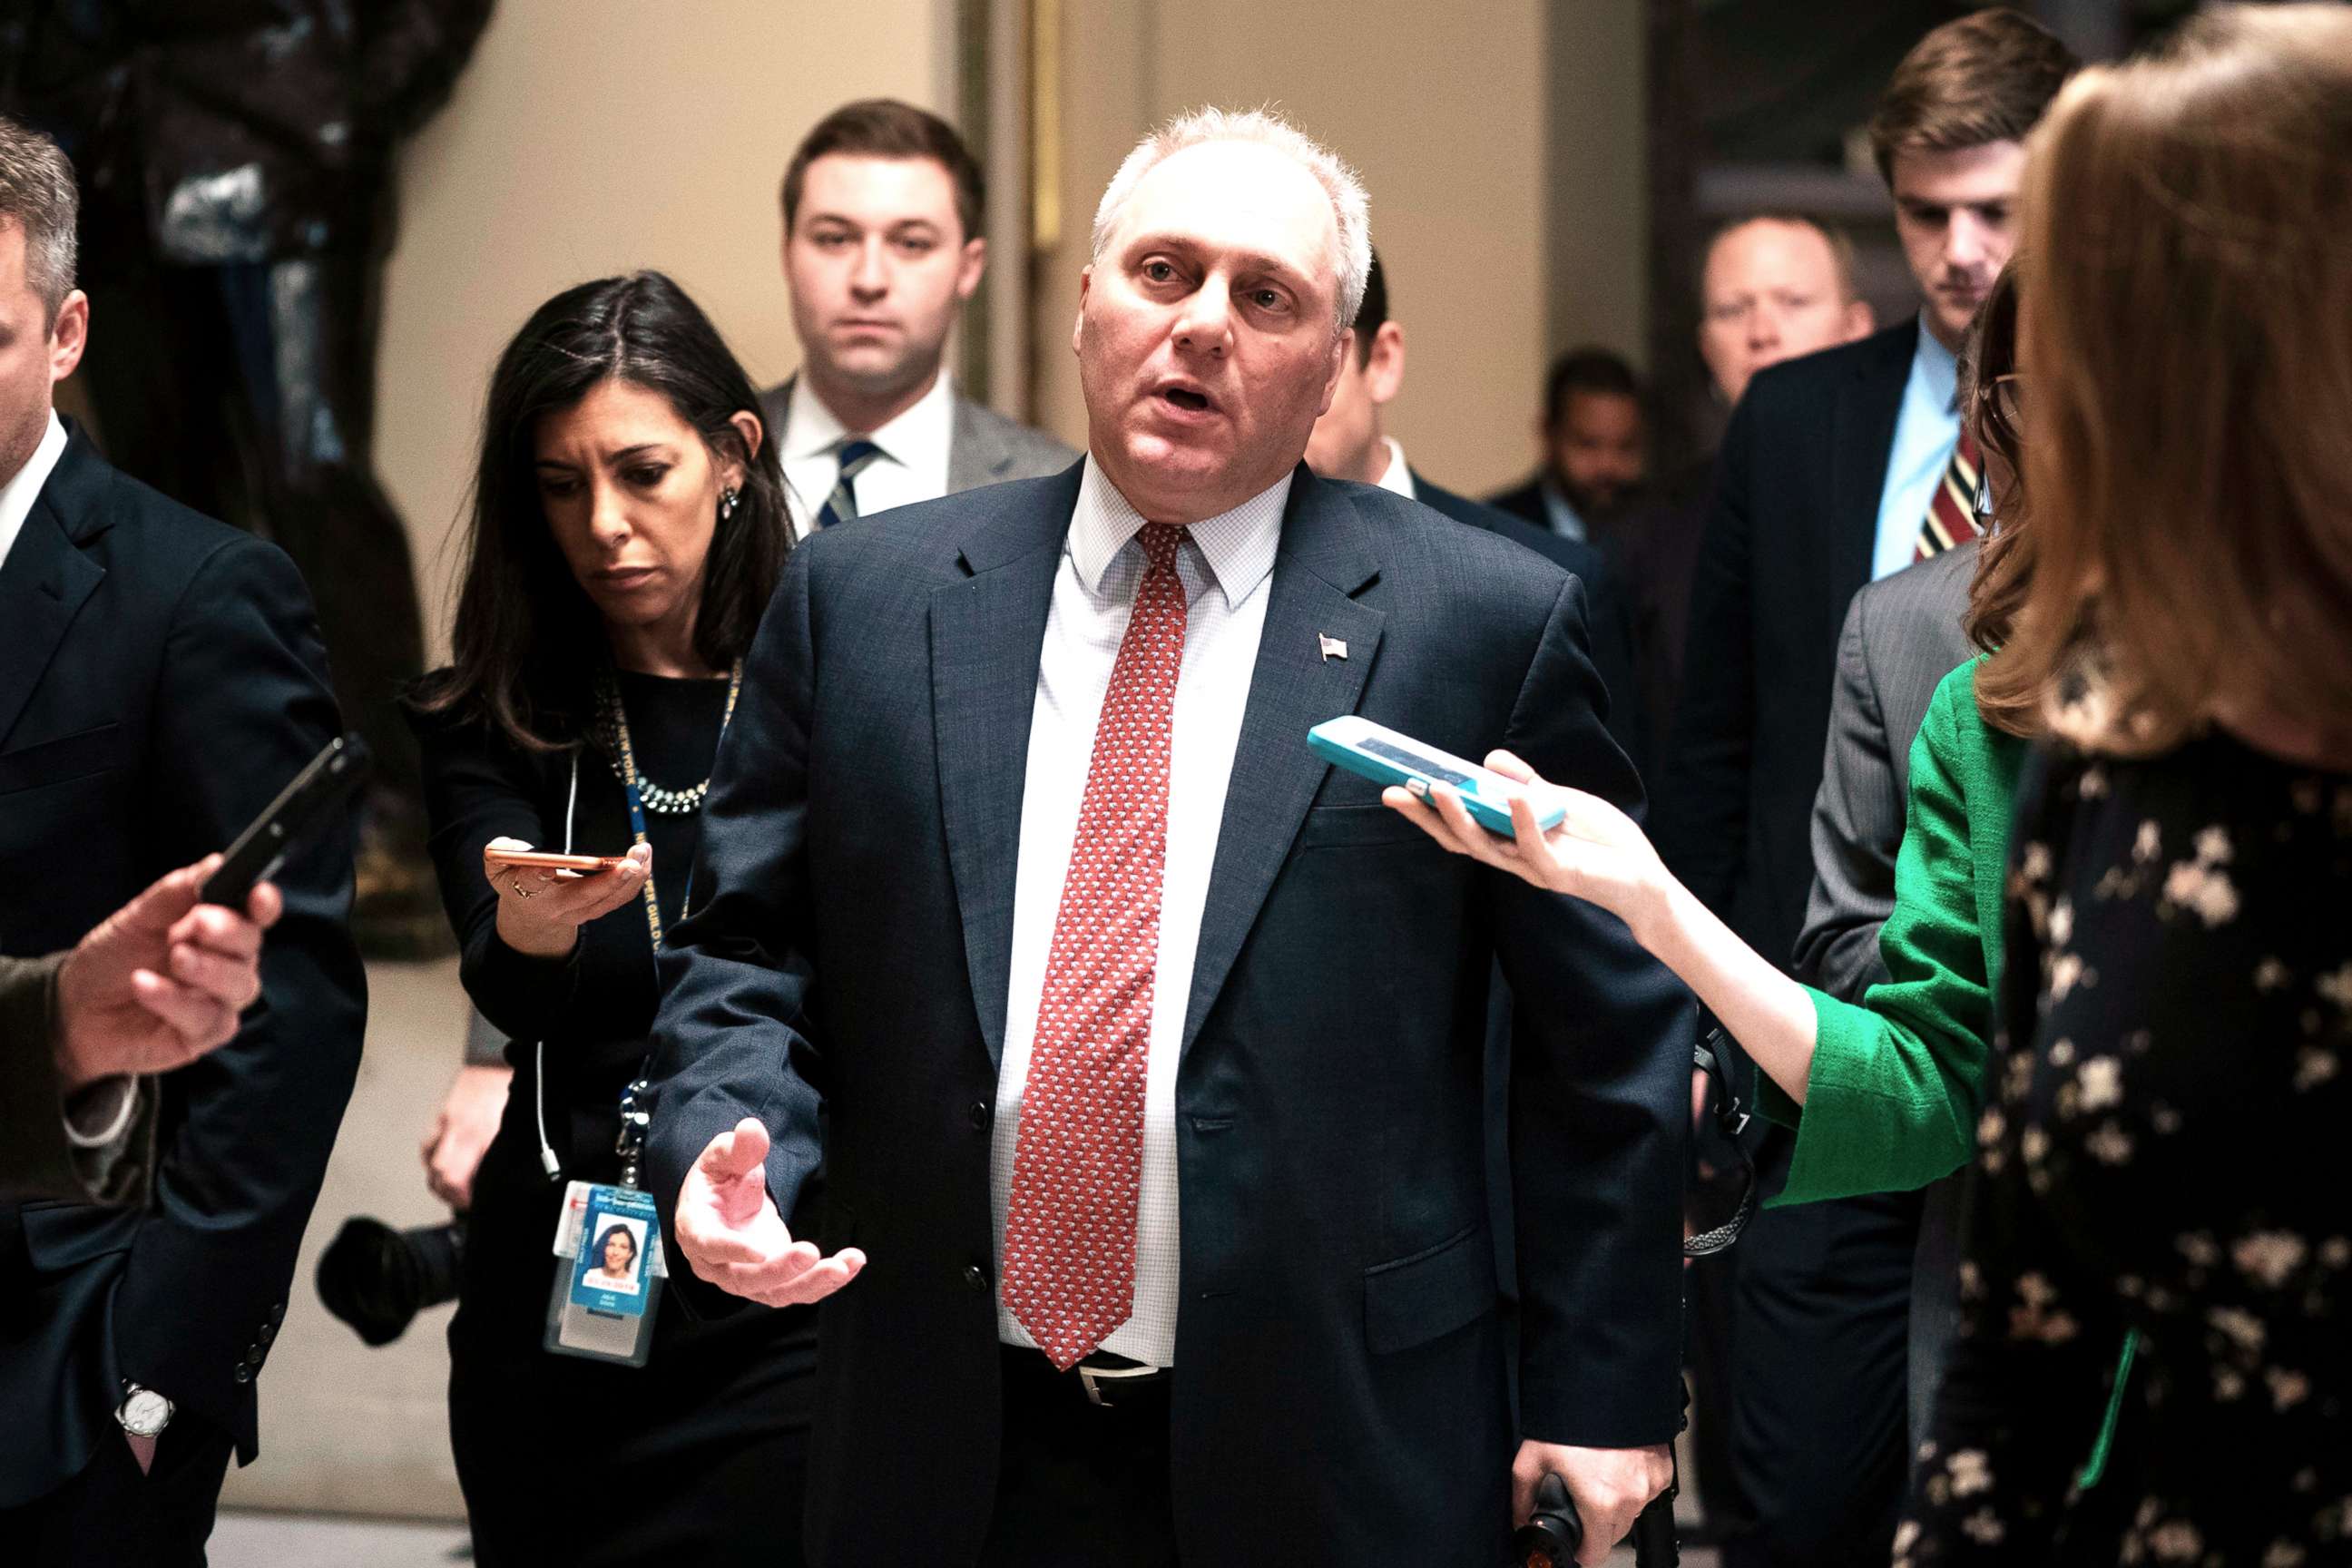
484, 838, 651, 960
673, 1118, 865, 1308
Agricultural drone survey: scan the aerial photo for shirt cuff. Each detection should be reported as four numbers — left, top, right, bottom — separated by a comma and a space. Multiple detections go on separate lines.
64, 1074, 142, 1149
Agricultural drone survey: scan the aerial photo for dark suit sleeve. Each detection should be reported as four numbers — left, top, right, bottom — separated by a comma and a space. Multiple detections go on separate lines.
1580, 553, 1652, 786
1495, 575, 1694, 1448
114, 538, 366, 1448
1793, 588, 1898, 1001
1652, 402, 1758, 917
0, 953, 79, 1200
358, 0, 496, 137
640, 546, 828, 1306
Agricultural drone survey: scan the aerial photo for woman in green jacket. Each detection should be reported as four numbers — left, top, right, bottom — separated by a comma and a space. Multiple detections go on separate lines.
1394, 268, 2035, 1204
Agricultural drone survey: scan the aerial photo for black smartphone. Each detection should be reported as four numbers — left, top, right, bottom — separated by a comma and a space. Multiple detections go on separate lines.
200, 734, 373, 909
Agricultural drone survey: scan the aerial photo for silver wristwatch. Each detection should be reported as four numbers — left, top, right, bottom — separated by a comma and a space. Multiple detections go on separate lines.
116, 1381, 174, 1440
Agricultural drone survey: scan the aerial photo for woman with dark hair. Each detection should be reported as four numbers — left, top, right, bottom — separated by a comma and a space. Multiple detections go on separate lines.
407, 270, 809, 1567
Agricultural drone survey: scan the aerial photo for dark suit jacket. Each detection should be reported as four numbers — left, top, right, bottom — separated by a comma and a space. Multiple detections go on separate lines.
1413, 472, 1650, 775
642, 463, 1690, 1567
1653, 318, 1920, 974
0, 425, 365, 1504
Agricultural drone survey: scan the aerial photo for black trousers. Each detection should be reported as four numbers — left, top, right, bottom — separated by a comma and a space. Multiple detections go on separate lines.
74, 241, 426, 836
1722, 1176, 1921, 1568
0, 1421, 234, 1566
979, 1348, 1179, 1567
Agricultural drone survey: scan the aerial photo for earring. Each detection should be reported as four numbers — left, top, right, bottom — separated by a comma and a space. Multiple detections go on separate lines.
719, 486, 740, 522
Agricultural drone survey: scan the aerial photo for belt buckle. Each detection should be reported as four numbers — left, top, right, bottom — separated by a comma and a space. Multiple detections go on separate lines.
1076, 1361, 1158, 1407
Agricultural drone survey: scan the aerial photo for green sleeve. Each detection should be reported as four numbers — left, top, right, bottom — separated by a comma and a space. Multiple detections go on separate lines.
1769, 677, 1995, 1204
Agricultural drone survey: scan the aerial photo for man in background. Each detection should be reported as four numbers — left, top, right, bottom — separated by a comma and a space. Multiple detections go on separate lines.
1653, 15, 2076, 1564
1488, 346, 1649, 544
1305, 247, 1645, 767
764, 98, 1074, 535
0, 114, 366, 1559
1649, 208, 1877, 1545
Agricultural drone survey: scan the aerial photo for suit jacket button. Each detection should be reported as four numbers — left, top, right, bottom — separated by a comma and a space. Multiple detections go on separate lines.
962, 1262, 989, 1294
259, 1321, 276, 1346
232, 1364, 253, 1384
968, 1102, 990, 1131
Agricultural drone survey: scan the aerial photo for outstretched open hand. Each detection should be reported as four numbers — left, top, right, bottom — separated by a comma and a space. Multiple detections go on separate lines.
673, 1117, 865, 1308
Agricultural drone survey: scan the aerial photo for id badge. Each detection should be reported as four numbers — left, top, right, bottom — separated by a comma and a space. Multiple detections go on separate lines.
544, 1181, 667, 1367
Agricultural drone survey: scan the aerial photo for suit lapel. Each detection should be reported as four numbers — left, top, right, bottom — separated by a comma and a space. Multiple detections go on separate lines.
930, 468, 1083, 1064
1181, 471, 1384, 1056
0, 461, 106, 751
1827, 320, 1915, 605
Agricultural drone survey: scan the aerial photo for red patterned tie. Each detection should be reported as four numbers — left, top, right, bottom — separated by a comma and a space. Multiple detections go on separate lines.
1002, 522, 1189, 1370
1915, 427, 1984, 561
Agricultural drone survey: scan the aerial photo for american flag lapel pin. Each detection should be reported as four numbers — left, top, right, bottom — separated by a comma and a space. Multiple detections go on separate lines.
1318, 633, 1348, 662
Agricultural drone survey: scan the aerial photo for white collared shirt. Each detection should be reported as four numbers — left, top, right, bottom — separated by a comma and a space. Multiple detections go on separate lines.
779, 370, 956, 540
0, 413, 69, 572
990, 456, 1290, 1369
1372, 436, 1416, 500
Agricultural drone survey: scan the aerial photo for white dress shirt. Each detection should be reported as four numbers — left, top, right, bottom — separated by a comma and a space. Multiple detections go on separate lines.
1372, 436, 1416, 499
1869, 318, 1963, 582
779, 371, 956, 540
0, 412, 68, 573
990, 457, 1289, 1368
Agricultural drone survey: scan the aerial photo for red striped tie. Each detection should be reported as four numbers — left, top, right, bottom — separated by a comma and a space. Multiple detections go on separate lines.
1915, 428, 1984, 561
1001, 523, 1188, 1370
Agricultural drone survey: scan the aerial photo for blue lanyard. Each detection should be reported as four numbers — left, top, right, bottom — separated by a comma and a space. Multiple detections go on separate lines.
608, 662, 742, 953
606, 662, 741, 1189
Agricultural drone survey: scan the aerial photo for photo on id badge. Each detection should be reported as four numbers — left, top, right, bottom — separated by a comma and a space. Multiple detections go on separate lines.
573, 1200, 650, 1314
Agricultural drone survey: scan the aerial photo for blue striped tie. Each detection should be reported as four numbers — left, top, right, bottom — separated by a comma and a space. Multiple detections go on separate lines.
815, 438, 885, 530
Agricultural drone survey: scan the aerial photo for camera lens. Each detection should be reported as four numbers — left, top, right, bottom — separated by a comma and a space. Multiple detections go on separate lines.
316, 1216, 466, 1347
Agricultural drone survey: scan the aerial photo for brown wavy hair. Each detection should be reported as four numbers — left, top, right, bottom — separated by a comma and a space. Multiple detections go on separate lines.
1958, 261, 2040, 737
1999, 5, 2352, 759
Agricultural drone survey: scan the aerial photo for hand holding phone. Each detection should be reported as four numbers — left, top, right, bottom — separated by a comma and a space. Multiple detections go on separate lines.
1308, 717, 1565, 838
484, 838, 651, 961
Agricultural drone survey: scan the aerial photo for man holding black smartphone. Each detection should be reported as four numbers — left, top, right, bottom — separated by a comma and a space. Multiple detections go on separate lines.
0, 116, 365, 1556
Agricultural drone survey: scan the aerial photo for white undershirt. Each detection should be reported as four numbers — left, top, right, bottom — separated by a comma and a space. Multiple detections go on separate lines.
990, 456, 1289, 1368
0, 412, 69, 572
779, 371, 956, 540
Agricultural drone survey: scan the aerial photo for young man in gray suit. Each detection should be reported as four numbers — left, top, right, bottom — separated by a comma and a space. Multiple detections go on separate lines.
764, 99, 1075, 535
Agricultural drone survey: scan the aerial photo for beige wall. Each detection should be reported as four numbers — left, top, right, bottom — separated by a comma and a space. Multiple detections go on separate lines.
377, 0, 955, 663
1033, 0, 1644, 498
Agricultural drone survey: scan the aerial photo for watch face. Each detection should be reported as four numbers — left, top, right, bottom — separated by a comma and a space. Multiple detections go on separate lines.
122, 1389, 172, 1436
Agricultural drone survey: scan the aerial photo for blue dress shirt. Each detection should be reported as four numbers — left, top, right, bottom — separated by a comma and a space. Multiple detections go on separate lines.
1870, 319, 1961, 582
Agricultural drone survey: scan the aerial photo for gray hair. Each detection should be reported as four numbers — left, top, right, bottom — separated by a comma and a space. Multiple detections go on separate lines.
0, 115, 77, 322
1090, 106, 1372, 335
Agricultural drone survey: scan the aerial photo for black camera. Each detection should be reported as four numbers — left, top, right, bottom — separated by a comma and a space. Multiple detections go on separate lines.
315, 1216, 466, 1346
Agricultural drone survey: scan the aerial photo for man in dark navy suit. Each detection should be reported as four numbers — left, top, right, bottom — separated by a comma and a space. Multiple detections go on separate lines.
1651, 16, 2076, 1566
644, 108, 1689, 1567
0, 116, 365, 1560
1304, 247, 1647, 772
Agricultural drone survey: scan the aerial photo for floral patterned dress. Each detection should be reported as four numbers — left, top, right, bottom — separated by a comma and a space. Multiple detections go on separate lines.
1897, 734, 2352, 1564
